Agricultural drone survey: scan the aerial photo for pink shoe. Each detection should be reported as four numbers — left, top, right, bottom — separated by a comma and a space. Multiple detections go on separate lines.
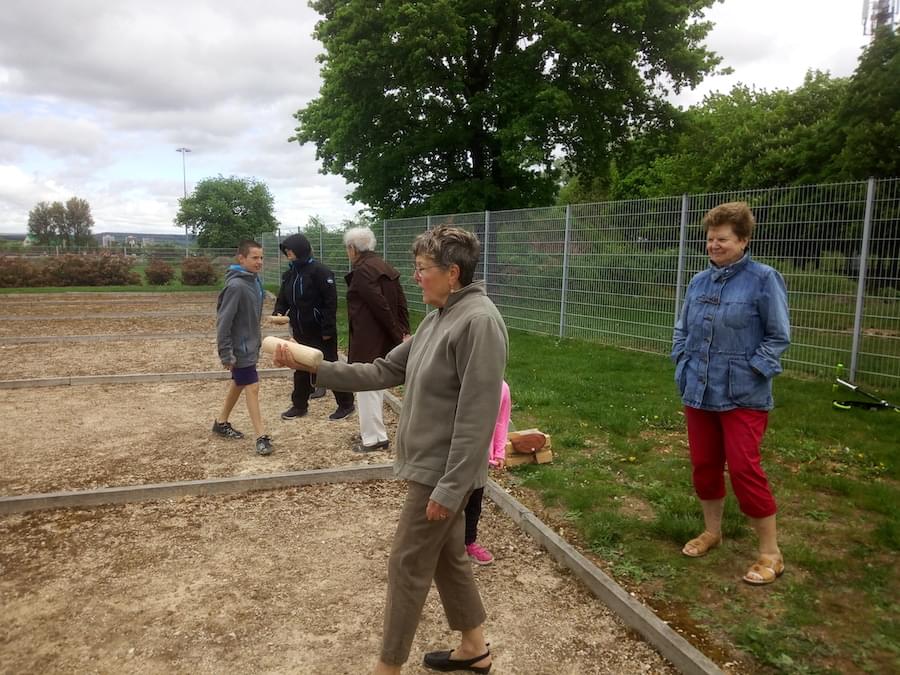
466, 542, 494, 565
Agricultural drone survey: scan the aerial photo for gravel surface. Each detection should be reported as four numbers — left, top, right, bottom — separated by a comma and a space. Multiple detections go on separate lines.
0, 292, 692, 674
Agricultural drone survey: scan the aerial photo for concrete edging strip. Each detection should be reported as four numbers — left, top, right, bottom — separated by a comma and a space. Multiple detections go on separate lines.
0, 464, 395, 515
485, 481, 724, 675
4, 311, 213, 320
0, 330, 287, 345
0, 368, 292, 389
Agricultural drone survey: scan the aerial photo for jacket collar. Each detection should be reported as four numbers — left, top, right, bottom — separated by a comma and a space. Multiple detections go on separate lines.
441, 279, 486, 312
709, 252, 751, 282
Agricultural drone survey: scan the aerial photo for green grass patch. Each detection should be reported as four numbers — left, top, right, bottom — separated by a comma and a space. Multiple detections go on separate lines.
504, 331, 899, 673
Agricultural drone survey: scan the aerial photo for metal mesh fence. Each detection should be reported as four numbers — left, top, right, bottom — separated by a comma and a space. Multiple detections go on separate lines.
369, 179, 899, 388
17, 179, 893, 387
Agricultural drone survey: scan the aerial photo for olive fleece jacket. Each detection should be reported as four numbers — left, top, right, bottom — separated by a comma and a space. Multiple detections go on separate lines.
316, 280, 508, 511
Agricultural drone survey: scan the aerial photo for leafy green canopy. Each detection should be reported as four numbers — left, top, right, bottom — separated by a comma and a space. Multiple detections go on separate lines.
293, 0, 720, 217
174, 176, 279, 249
605, 28, 900, 199
27, 197, 95, 247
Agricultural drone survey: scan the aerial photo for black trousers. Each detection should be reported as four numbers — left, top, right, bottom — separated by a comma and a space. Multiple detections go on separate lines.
290, 334, 354, 411
463, 487, 484, 545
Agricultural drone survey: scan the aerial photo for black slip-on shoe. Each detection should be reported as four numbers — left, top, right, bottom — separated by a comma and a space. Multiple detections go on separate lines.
352, 440, 390, 453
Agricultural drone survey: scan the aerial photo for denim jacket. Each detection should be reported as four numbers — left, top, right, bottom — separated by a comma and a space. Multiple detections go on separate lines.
671, 253, 790, 411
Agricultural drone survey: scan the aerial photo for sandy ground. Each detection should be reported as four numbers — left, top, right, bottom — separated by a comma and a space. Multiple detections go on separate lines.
0, 292, 686, 674
1, 378, 391, 495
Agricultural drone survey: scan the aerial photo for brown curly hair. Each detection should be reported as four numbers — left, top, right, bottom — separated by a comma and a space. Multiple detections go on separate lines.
702, 202, 756, 240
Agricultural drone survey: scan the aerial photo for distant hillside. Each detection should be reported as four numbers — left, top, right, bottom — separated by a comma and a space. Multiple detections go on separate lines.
95, 232, 192, 245
0, 232, 191, 244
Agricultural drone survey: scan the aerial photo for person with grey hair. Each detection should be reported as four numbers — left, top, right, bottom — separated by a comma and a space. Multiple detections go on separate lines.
342, 226, 410, 452
275, 225, 506, 674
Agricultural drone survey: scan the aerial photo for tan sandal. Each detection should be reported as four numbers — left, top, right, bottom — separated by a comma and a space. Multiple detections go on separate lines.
681, 531, 722, 558
742, 554, 785, 585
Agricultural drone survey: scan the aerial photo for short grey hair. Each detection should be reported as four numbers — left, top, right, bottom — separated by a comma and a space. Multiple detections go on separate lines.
343, 227, 377, 252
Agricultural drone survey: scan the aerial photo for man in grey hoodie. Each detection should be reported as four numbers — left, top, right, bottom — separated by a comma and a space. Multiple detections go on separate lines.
213, 240, 273, 456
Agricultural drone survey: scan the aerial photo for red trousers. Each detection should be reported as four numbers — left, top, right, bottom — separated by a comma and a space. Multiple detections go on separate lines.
684, 406, 777, 519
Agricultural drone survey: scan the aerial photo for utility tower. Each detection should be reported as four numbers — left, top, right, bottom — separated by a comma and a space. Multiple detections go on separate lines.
863, 0, 897, 35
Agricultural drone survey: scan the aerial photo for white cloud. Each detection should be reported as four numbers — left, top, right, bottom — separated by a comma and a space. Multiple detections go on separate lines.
674, 0, 869, 107
0, 165, 72, 228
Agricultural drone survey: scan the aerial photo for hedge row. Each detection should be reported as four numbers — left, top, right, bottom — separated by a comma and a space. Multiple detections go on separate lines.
0, 254, 219, 288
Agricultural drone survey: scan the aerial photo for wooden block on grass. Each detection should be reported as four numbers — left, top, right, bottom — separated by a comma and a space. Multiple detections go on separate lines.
506, 429, 552, 455
505, 448, 554, 467
508, 429, 549, 453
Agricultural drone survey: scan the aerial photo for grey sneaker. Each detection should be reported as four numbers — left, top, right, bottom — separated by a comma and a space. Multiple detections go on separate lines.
255, 435, 273, 456
309, 387, 327, 399
212, 420, 244, 439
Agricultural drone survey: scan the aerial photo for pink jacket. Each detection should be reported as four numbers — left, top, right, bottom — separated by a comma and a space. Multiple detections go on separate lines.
489, 381, 511, 466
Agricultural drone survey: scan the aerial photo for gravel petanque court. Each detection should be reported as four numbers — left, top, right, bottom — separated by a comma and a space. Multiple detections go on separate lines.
0, 291, 684, 674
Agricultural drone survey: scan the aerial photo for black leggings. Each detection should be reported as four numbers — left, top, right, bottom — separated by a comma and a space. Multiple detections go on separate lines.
290, 334, 353, 410
463, 487, 484, 545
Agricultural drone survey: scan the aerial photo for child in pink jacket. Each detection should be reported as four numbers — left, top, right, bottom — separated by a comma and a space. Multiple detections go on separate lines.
464, 380, 511, 565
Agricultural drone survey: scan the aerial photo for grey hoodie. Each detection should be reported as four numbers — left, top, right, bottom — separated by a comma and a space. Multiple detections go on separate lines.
216, 264, 264, 368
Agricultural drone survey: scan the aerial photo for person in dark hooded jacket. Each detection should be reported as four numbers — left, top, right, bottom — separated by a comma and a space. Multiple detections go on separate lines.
274, 233, 355, 420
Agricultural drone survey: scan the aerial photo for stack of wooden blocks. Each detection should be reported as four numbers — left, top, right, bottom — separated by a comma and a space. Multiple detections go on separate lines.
504, 429, 553, 467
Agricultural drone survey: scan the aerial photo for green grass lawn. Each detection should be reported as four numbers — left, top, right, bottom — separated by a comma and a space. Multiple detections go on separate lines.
504, 331, 899, 674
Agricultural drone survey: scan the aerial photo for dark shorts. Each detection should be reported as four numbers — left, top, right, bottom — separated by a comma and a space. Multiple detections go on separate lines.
231, 365, 259, 386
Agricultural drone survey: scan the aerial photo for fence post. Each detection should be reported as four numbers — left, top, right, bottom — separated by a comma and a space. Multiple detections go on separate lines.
483, 211, 490, 283
559, 204, 572, 339
674, 194, 690, 323
850, 178, 876, 381
319, 221, 325, 259
383, 220, 387, 260
426, 215, 432, 231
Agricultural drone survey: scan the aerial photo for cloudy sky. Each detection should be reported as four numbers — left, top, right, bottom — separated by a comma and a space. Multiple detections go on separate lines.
0, 0, 871, 236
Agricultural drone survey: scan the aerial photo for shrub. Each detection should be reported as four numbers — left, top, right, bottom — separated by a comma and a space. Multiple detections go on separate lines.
145, 257, 175, 285
181, 256, 219, 285
0, 256, 47, 287
43, 253, 141, 286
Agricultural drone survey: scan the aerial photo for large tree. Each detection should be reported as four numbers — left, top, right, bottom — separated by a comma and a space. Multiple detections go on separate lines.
62, 197, 96, 247
829, 26, 900, 180
292, 0, 720, 217
602, 26, 900, 200
175, 176, 279, 248
606, 72, 850, 198
27, 197, 95, 246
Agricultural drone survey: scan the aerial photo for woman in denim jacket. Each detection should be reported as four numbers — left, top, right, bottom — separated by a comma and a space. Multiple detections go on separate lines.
671, 201, 790, 585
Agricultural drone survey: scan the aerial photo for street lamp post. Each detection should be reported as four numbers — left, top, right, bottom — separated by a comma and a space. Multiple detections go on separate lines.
176, 147, 192, 256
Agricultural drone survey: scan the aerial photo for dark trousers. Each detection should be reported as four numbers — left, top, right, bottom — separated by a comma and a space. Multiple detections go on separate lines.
463, 487, 484, 545
290, 334, 353, 411
381, 482, 486, 666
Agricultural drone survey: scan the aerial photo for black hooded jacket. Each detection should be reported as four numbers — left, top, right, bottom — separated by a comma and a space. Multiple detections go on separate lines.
274, 234, 338, 340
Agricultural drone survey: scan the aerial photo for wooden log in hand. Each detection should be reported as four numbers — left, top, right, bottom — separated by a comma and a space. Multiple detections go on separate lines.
262, 336, 323, 370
